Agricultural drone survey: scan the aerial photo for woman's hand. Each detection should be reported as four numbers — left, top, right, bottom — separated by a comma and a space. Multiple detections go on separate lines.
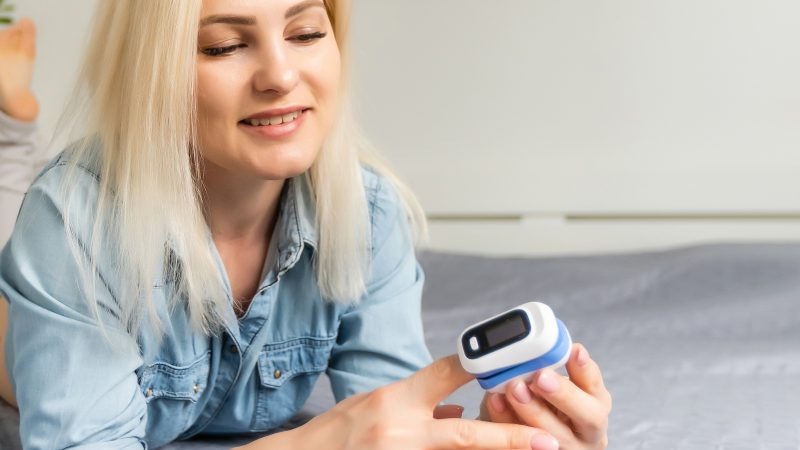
0, 18, 38, 122
479, 343, 612, 450
239, 355, 560, 450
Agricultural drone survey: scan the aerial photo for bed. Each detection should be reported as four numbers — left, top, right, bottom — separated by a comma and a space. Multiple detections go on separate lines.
2, 243, 799, 449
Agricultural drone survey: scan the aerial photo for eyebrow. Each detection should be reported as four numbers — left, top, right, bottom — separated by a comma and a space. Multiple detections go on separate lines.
200, 15, 256, 27
199, 0, 326, 27
285, 0, 326, 20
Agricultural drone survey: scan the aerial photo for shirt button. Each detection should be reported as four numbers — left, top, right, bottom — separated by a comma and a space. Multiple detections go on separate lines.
193, 384, 200, 394
145, 388, 153, 398
229, 345, 238, 354
273, 369, 282, 379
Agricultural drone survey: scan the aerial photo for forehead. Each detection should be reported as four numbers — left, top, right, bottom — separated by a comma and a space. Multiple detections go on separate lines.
200, 0, 327, 20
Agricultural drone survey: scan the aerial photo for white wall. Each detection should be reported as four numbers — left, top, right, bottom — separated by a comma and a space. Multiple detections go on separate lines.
18, 1, 800, 256
350, 1, 800, 255
15, 0, 96, 144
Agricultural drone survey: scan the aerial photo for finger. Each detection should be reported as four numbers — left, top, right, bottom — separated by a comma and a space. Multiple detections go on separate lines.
404, 354, 474, 409
434, 404, 465, 419
504, 380, 573, 440
565, 343, 612, 409
481, 392, 518, 424
529, 368, 609, 443
428, 418, 559, 450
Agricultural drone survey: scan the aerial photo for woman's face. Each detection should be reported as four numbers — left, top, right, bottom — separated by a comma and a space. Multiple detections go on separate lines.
196, 0, 340, 180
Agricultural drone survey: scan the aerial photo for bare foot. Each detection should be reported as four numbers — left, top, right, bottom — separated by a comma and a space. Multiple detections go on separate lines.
0, 18, 38, 123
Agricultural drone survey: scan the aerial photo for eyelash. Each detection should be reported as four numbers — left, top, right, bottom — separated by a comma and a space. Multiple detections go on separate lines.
202, 32, 328, 57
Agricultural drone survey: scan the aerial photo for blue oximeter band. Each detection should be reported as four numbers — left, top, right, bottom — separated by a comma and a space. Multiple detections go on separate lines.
475, 319, 571, 390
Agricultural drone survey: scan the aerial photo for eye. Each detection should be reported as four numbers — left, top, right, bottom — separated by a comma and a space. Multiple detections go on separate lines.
287, 31, 327, 43
202, 43, 246, 57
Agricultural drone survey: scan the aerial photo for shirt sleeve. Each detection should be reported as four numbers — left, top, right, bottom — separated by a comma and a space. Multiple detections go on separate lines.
326, 174, 434, 402
0, 164, 149, 450
0, 110, 40, 245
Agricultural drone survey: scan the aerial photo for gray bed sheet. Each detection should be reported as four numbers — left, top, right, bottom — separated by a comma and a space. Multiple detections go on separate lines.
2, 243, 799, 449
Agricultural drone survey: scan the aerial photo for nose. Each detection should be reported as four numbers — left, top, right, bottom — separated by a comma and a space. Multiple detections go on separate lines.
252, 39, 299, 95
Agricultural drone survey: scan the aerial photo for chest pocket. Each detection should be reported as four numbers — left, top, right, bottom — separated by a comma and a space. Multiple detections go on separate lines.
137, 351, 211, 448
253, 336, 335, 430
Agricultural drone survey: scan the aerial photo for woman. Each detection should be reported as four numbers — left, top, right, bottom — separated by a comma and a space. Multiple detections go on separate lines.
0, 1, 611, 449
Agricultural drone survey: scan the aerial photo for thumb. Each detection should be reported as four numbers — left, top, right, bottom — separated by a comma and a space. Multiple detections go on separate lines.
403, 354, 474, 410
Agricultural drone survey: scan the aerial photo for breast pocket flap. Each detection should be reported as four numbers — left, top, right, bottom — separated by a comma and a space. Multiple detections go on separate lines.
138, 351, 210, 403
258, 337, 335, 389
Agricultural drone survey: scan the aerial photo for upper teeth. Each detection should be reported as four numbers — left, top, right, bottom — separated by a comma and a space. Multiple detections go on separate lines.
246, 111, 301, 126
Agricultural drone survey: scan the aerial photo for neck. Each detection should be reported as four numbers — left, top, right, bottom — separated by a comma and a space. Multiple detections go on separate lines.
201, 161, 286, 244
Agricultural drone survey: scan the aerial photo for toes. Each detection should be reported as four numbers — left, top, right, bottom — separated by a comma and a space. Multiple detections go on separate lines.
0, 18, 35, 57
0, 26, 19, 53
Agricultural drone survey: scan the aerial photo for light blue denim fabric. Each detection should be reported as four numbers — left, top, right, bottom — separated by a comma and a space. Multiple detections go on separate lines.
0, 147, 433, 449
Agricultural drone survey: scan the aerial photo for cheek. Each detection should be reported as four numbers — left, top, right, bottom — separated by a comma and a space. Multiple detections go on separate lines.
310, 45, 343, 128
321, 49, 342, 94
196, 65, 244, 154
325, 49, 342, 102
197, 67, 236, 125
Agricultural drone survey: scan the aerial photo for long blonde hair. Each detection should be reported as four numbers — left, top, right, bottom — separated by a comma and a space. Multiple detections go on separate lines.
56, 0, 428, 342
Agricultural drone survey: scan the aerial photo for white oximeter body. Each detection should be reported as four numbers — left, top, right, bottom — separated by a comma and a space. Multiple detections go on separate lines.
457, 302, 572, 393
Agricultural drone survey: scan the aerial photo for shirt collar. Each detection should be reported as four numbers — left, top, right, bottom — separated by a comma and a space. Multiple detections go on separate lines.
199, 174, 319, 336
274, 174, 318, 270
162, 174, 317, 287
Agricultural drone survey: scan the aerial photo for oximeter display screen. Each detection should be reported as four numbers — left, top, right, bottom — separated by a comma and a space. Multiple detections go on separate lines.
462, 309, 531, 359
485, 316, 527, 347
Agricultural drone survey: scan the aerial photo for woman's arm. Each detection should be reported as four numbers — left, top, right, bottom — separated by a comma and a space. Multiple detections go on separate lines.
236, 174, 563, 450
325, 172, 433, 401
0, 164, 148, 450
236, 355, 558, 450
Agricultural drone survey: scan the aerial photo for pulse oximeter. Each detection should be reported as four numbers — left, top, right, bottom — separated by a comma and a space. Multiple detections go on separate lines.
457, 302, 572, 393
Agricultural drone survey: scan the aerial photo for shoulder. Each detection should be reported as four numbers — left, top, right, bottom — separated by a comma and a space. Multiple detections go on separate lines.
359, 164, 411, 256
0, 139, 120, 323
7, 138, 106, 264
361, 163, 403, 221
30, 136, 102, 188
360, 163, 403, 217
24, 138, 103, 214
359, 164, 382, 201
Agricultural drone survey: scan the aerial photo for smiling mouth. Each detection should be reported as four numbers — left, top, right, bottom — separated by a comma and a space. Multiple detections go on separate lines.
239, 108, 310, 127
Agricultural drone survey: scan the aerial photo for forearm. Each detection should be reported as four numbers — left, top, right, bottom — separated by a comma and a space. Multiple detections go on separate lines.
232, 427, 303, 450
232, 412, 344, 450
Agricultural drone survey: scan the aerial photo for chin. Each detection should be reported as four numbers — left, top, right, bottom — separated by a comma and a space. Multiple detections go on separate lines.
250, 156, 316, 180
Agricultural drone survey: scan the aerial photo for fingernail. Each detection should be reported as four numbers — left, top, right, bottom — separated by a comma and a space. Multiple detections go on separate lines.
530, 433, 559, 450
576, 347, 590, 366
489, 393, 506, 413
512, 380, 532, 403
450, 405, 464, 417
535, 370, 560, 394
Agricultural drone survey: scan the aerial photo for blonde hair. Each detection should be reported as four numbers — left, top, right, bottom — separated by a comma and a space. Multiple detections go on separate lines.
56, 0, 428, 342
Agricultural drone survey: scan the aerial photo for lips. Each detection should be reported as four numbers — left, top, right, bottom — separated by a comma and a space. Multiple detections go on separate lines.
240, 106, 310, 125
238, 108, 309, 139
241, 110, 303, 127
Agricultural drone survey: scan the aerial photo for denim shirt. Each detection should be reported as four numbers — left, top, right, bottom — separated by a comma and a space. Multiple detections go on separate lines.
0, 149, 433, 450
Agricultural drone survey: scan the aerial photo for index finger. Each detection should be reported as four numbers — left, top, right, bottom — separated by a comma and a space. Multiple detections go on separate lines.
403, 354, 474, 408
429, 418, 558, 450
